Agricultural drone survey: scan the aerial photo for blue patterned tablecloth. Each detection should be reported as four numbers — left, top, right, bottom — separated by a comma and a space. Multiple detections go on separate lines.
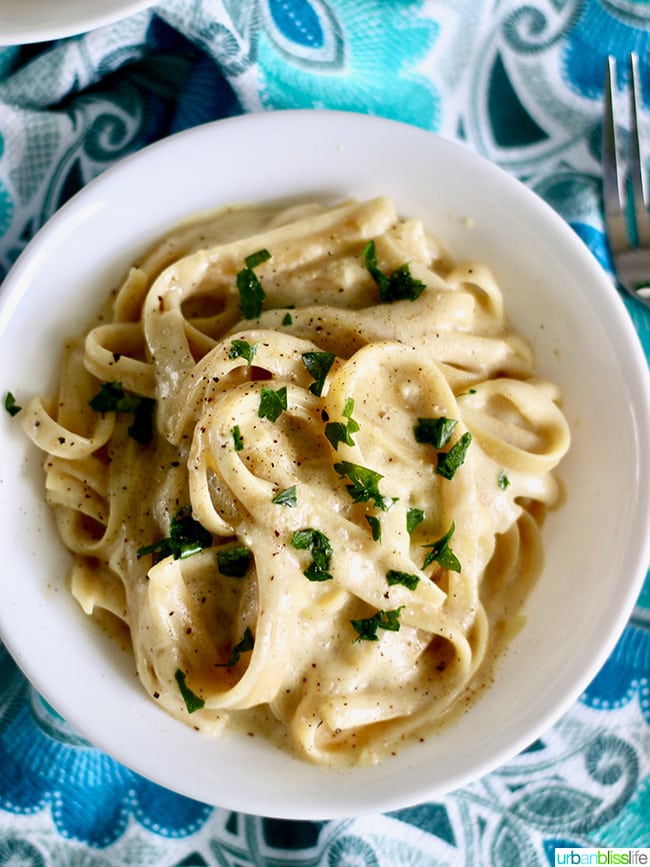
0, 2, 649, 865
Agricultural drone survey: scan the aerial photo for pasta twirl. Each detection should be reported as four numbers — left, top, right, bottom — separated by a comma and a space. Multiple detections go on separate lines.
23, 197, 570, 766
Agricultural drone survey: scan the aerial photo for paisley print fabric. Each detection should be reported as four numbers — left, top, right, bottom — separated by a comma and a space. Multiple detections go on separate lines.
0, 1, 648, 864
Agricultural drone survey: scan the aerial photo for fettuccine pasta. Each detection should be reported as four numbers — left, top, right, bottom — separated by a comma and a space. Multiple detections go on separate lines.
22, 197, 570, 766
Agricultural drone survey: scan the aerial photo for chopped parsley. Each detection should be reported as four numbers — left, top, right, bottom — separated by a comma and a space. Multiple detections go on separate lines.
498, 469, 511, 490
362, 239, 426, 303
217, 545, 252, 577
406, 507, 425, 534
386, 569, 420, 590
175, 669, 205, 714
237, 248, 271, 319
4, 392, 21, 417
232, 425, 244, 451
217, 626, 255, 668
89, 381, 154, 445
137, 506, 212, 562
413, 416, 457, 449
290, 527, 333, 581
258, 385, 287, 422
90, 381, 139, 413
282, 311, 293, 326
365, 514, 382, 542
422, 522, 461, 572
325, 397, 360, 449
229, 338, 258, 365
272, 485, 297, 507
351, 607, 404, 642
301, 351, 336, 397
436, 431, 472, 480
333, 460, 396, 511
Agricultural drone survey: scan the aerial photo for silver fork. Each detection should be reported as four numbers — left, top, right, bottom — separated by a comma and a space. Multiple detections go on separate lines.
603, 52, 650, 307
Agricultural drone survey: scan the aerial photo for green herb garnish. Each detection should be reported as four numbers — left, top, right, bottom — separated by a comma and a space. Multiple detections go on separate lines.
436, 431, 472, 480
229, 338, 258, 365
291, 527, 333, 581
351, 607, 404, 642
4, 392, 22, 417
302, 351, 336, 397
406, 507, 425, 534
232, 425, 244, 451
175, 669, 205, 713
365, 514, 382, 542
217, 626, 255, 668
498, 469, 511, 490
89, 381, 139, 413
333, 460, 396, 511
137, 506, 212, 562
413, 416, 457, 449
282, 311, 293, 326
258, 386, 287, 422
272, 485, 297, 507
386, 569, 420, 590
422, 521, 461, 572
362, 240, 426, 303
89, 381, 154, 444
237, 248, 271, 319
217, 545, 252, 577
325, 397, 360, 449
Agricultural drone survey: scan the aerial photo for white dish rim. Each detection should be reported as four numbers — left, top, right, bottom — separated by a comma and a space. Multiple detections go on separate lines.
1, 109, 649, 818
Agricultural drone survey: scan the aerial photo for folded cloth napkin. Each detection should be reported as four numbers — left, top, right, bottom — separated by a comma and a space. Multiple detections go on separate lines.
0, 2, 648, 865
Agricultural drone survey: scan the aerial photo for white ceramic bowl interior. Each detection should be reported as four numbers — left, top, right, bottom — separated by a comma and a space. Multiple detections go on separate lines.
1, 110, 649, 819
0, 0, 153, 45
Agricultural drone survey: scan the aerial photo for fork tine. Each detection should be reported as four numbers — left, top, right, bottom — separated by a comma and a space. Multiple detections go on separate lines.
603, 55, 629, 253
603, 53, 650, 307
628, 52, 650, 246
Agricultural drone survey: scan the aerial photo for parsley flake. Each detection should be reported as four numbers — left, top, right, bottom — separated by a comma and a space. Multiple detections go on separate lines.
351, 607, 404, 642
258, 386, 287, 422
365, 514, 382, 542
217, 545, 252, 578
291, 527, 333, 581
325, 397, 360, 449
498, 469, 511, 490
89, 381, 154, 444
386, 569, 420, 590
4, 392, 22, 417
436, 431, 472, 480
406, 507, 425, 534
137, 506, 212, 562
302, 351, 336, 397
272, 485, 297, 507
236, 248, 271, 319
229, 339, 258, 365
413, 416, 457, 449
175, 669, 205, 713
216, 626, 255, 668
422, 522, 461, 572
362, 240, 426, 303
333, 460, 396, 511
232, 425, 244, 451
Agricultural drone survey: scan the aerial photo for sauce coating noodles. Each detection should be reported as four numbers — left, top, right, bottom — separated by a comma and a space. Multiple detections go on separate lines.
23, 197, 570, 766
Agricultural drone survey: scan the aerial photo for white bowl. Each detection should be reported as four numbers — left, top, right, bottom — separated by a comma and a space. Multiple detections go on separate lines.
1, 110, 649, 819
0, 0, 153, 45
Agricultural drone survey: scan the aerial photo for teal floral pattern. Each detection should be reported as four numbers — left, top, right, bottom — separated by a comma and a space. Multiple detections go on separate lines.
256, 0, 441, 128
0, 1, 648, 864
